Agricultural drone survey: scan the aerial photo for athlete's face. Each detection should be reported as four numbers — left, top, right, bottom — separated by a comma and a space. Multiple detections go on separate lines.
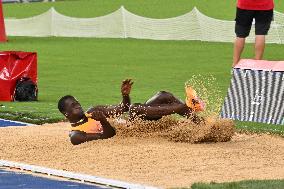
63, 98, 84, 121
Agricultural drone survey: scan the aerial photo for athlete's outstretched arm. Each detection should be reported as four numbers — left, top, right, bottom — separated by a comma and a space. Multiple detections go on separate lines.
86, 79, 133, 118
91, 111, 116, 139
69, 131, 101, 145
69, 111, 116, 145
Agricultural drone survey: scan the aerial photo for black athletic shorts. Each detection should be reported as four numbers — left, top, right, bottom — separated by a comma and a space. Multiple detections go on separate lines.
235, 7, 274, 38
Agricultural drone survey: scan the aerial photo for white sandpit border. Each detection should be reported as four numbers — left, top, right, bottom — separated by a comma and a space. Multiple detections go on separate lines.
0, 160, 160, 189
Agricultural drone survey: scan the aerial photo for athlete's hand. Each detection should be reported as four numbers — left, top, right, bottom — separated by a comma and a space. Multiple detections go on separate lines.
121, 79, 133, 96
92, 111, 106, 121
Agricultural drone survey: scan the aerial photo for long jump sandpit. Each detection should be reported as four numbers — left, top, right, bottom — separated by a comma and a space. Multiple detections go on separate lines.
0, 120, 284, 188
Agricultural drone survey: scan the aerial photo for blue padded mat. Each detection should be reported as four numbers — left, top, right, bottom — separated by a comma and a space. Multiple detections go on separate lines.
0, 119, 28, 127
0, 168, 110, 189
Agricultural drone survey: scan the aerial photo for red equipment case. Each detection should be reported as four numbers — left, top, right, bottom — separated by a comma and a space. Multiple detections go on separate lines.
0, 51, 37, 101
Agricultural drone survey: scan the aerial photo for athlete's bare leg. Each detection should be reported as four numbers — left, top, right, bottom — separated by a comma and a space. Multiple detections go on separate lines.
129, 91, 204, 123
145, 91, 184, 105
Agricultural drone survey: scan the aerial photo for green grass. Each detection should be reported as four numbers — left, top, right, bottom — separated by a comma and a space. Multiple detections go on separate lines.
0, 37, 283, 132
189, 180, 284, 189
0, 37, 234, 123
237, 121, 284, 136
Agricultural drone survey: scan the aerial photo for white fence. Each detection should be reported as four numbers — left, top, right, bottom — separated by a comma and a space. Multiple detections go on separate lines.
5, 6, 284, 43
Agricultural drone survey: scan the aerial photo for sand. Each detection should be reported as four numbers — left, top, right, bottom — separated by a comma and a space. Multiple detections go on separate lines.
0, 121, 284, 188
113, 116, 235, 143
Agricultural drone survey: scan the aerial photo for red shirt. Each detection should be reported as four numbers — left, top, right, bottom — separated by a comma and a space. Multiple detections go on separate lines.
237, 0, 274, 10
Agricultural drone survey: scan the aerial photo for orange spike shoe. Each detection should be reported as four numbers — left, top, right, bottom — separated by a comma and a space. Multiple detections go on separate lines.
185, 86, 205, 112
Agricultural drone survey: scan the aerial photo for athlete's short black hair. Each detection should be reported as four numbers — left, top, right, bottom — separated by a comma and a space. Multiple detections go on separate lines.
58, 95, 76, 113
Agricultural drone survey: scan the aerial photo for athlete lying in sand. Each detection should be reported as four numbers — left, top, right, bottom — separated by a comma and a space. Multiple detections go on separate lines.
58, 79, 205, 145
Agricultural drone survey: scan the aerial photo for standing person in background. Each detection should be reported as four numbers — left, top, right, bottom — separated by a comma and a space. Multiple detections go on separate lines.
233, 0, 274, 67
